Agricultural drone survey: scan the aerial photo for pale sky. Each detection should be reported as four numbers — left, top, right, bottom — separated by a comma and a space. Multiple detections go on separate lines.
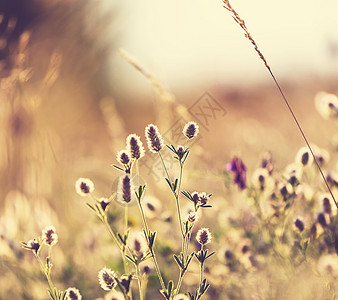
106, 0, 338, 94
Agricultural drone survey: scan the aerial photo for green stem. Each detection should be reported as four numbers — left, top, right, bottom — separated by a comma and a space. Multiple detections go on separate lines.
175, 164, 184, 237
35, 253, 57, 299
136, 263, 144, 300
137, 199, 166, 290
159, 152, 171, 182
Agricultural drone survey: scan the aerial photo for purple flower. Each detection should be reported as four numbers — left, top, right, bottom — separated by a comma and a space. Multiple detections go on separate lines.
226, 156, 247, 190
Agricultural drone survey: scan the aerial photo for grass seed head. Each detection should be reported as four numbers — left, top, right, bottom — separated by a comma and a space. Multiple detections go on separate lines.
75, 178, 94, 196
65, 287, 82, 300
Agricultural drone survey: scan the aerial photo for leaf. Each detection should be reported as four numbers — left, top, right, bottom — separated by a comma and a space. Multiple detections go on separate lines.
125, 255, 136, 264
165, 178, 173, 191
113, 165, 125, 172
206, 251, 216, 259
181, 191, 193, 200
174, 254, 184, 269
86, 203, 97, 214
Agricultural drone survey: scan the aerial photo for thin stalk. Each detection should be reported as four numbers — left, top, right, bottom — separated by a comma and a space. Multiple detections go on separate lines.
159, 152, 171, 182
35, 253, 56, 299
137, 199, 166, 290
175, 164, 184, 237
222, 0, 337, 209
136, 264, 144, 300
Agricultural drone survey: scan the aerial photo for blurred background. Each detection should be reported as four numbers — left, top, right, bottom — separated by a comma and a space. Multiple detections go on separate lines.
0, 0, 337, 299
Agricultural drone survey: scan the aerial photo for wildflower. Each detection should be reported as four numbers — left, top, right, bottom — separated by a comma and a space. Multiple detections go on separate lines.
326, 171, 338, 188
104, 290, 125, 300
317, 212, 329, 228
75, 178, 94, 196
117, 174, 132, 204
191, 192, 200, 205
183, 121, 199, 139
176, 145, 185, 160
314, 91, 338, 120
116, 150, 131, 165
140, 262, 152, 275
252, 168, 271, 191
99, 197, 111, 211
294, 218, 305, 233
279, 182, 293, 201
98, 267, 117, 291
187, 211, 198, 223
284, 163, 302, 186
126, 134, 145, 160
317, 254, 338, 277
198, 192, 210, 206
322, 196, 332, 214
65, 287, 82, 300
260, 151, 274, 175
21, 238, 41, 254
311, 144, 330, 165
173, 294, 190, 300
145, 124, 164, 153
42, 226, 58, 246
119, 275, 132, 294
226, 156, 247, 190
143, 196, 162, 219
129, 232, 147, 258
295, 146, 313, 167
196, 228, 212, 246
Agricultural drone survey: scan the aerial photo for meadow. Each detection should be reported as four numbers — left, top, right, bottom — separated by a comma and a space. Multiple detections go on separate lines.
0, 1, 337, 299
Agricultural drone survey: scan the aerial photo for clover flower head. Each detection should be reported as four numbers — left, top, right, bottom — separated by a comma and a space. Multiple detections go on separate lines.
294, 217, 305, 233
117, 174, 134, 204
187, 211, 198, 223
126, 134, 145, 160
104, 290, 125, 300
65, 287, 82, 300
176, 145, 185, 160
173, 294, 190, 300
198, 192, 210, 206
252, 168, 270, 191
145, 124, 164, 153
99, 197, 111, 211
295, 147, 313, 167
42, 226, 58, 246
129, 232, 147, 258
183, 121, 199, 139
196, 227, 212, 246
191, 192, 200, 205
226, 156, 247, 190
315, 91, 338, 120
75, 177, 94, 196
98, 267, 117, 291
143, 196, 162, 219
317, 254, 338, 277
317, 212, 330, 228
116, 150, 131, 165
21, 238, 41, 254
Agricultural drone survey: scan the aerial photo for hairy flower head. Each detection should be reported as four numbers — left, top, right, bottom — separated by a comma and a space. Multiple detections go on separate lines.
145, 124, 164, 153
183, 121, 199, 139
21, 238, 41, 254
126, 134, 145, 160
173, 295, 190, 300
75, 178, 94, 196
116, 150, 131, 165
42, 226, 58, 246
98, 267, 117, 291
65, 287, 82, 300
315, 91, 338, 120
104, 290, 125, 300
196, 227, 212, 246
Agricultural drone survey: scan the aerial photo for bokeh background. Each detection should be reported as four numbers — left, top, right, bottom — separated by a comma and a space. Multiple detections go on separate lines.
0, 0, 337, 299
